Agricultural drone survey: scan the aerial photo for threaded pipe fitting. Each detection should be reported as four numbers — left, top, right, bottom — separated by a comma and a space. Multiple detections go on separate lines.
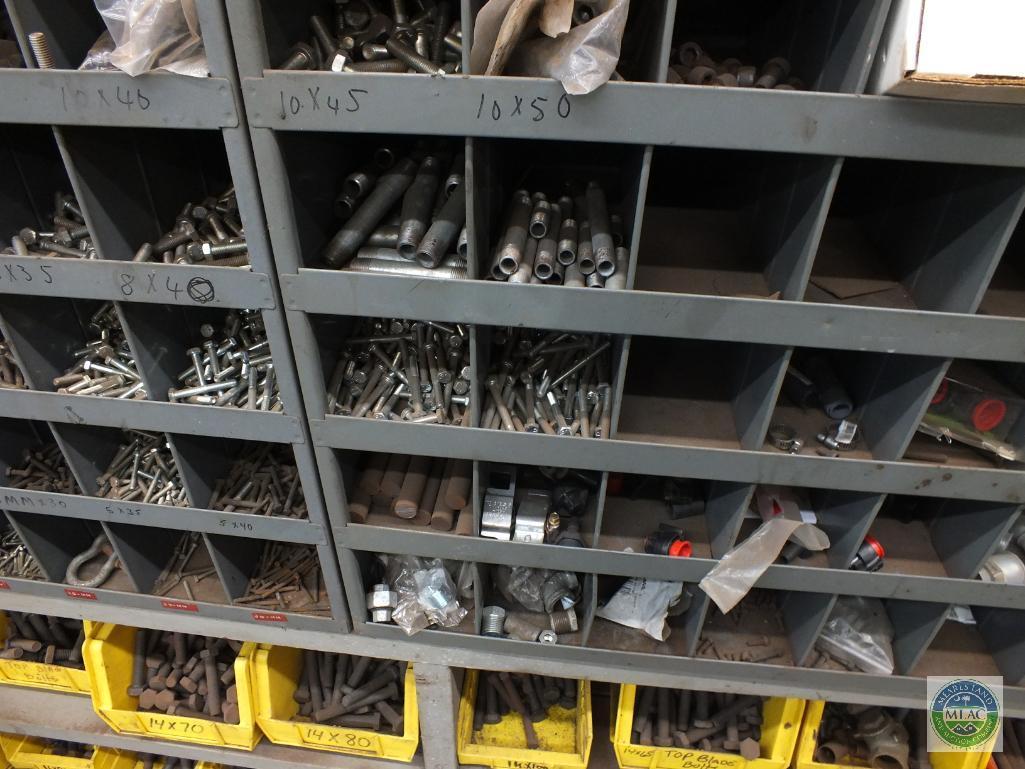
481, 605, 506, 637
28, 32, 55, 69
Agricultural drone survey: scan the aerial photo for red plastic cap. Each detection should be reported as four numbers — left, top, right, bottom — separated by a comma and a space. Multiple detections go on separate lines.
865, 535, 885, 559
931, 378, 949, 405
971, 398, 1007, 432
668, 539, 692, 558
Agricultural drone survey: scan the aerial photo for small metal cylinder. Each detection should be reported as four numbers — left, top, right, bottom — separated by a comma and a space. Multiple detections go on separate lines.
417, 180, 466, 268
398, 155, 443, 259
481, 606, 506, 637
494, 192, 533, 276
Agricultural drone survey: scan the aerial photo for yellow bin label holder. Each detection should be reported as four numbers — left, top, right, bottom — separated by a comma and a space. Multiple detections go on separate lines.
82, 623, 260, 750
794, 700, 994, 769
456, 670, 593, 769
612, 685, 805, 769
0, 614, 94, 695
252, 644, 420, 762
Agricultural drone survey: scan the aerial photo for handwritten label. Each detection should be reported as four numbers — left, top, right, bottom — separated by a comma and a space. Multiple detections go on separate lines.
621, 745, 743, 769
64, 588, 97, 600
144, 715, 210, 735
103, 504, 141, 518
475, 91, 572, 123
0, 263, 54, 285
508, 762, 551, 769
301, 725, 379, 752
278, 86, 368, 119
116, 270, 216, 304
2, 492, 67, 511
218, 518, 254, 532
161, 599, 198, 612
252, 612, 287, 623
0, 581, 9, 590
60, 85, 151, 113
4, 660, 68, 685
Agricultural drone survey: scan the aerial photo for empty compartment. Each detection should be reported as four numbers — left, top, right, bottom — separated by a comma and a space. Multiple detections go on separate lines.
479, 462, 601, 546
352, 550, 476, 635
273, 132, 468, 275
664, 0, 890, 92
228, 542, 332, 616
314, 314, 473, 426
478, 325, 620, 438
260, 0, 463, 74
6, 0, 105, 69
807, 158, 1025, 313
475, 138, 644, 288
334, 449, 474, 533
0, 297, 144, 397
768, 347, 946, 461
0, 417, 78, 494
589, 575, 705, 656
478, 563, 592, 647
637, 147, 834, 300
619, 337, 786, 450
907, 608, 1010, 681
979, 210, 1025, 318
58, 126, 239, 264
909, 358, 1025, 469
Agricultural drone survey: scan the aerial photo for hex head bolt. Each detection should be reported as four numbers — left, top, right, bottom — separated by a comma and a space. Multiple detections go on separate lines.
398, 155, 443, 258
416, 180, 467, 268
385, 35, 445, 74
278, 42, 317, 70
755, 57, 791, 89
498, 672, 540, 749
324, 156, 419, 268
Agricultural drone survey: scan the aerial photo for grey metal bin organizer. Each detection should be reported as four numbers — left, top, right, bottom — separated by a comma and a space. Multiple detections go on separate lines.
0, 0, 348, 637
230, 0, 1025, 720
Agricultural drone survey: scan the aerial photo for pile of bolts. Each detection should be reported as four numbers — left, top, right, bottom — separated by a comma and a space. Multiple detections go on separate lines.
3, 193, 96, 260
328, 317, 471, 425
233, 543, 327, 615
278, 2, 461, 74
0, 528, 43, 580
96, 431, 188, 507
134, 187, 248, 267
292, 651, 406, 733
0, 613, 85, 668
129, 630, 243, 723
210, 444, 308, 518
170, 309, 280, 410
471, 672, 578, 750
55, 302, 146, 399
0, 335, 25, 388
5, 444, 79, 494
632, 688, 765, 757
323, 146, 467, 280
483, 328, 612, 437
348, 453, 473, 532
490, 182, 629, 288
666, 41, 804, 90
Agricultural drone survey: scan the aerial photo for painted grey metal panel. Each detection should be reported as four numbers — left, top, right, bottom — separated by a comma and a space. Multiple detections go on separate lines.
0, 70, 237, 128
311, 417, 1025, 503
243, 74, 1025, 168
282, 271, 1025, 362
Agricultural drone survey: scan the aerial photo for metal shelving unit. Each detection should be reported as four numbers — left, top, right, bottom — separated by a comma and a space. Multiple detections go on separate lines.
225, 0, 1025, 736
0, 0, 347, 636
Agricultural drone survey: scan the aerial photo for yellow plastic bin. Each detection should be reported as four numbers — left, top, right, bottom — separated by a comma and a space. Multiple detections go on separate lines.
0, 614, 94, 694
612, 685, 804, 769
252, 644, 419, 762
0, 735, 133, 769
457, 670, 593, 769
82, 623, 260, 750
795, 700, 993, 769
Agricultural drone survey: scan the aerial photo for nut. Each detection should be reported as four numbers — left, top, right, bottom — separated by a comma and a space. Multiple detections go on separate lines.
367, 583, 398, 623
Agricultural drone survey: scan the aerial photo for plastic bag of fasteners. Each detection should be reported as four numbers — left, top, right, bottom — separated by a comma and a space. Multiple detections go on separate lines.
385, 555, 467, 635
87, 0, 207, 76
497, 565, 580, 613
815, 596, 895, 675
471, 0, 630, 94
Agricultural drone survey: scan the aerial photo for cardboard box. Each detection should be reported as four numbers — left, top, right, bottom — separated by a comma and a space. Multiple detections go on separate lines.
868, 0, 1025, 104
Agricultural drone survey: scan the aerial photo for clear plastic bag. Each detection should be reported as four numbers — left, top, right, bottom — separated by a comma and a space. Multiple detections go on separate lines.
470, 0, 630, 94
816, 596, 895, 675
87, 0, 207, 76
497, 565, 580, 612
384, 555, 468, 635
595, 577, 682, 641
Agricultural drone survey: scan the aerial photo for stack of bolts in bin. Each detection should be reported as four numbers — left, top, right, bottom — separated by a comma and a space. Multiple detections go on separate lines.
5, 445, 80, 494
55, 302, 146, 399
483, 328, 612, 438
0, 613, 85, 668
0, 335, 25, 388
667, 41, 803, 90
169, 310, 280, 409
814, 703, 920, 769
96, 431, 188, 507
134, 187, 248, 267
292, 651, 406, 733
328, 317, 471, 425
128, 629, 243, 723
277, 2, 461, 74
2, 193, 97, 260
347, 453, 473, 533
323, 145, 467, 279
210, 445, 307, 518
234, 543, 327, 615
0, 527, 43, 580
489, 181, 629, 289
471, 672, 578, 750
632, 688, 764, 757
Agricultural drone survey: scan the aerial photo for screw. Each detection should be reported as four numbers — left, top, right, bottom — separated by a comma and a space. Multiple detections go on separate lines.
28, 32, 55, 69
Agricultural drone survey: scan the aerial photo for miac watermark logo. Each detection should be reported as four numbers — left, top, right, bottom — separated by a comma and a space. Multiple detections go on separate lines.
927, 677, 1003, 752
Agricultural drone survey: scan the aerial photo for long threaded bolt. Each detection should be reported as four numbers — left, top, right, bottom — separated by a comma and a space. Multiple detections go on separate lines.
28, 32, 56, 69
385, 36, 445, 75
